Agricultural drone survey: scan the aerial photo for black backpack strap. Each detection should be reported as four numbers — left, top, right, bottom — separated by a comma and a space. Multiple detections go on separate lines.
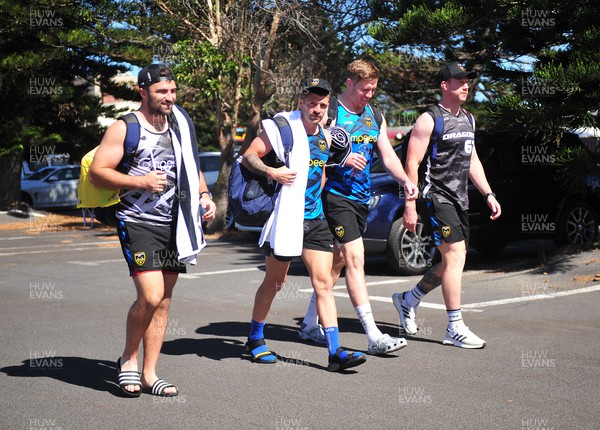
368, 103, 383, 130
272, 116, 293, 167
116, 112, 140, 173
461, 107, 475, 131
326, 96, 338, 127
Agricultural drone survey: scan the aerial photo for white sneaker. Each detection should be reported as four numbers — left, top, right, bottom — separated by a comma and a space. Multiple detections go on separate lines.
298, 324, 327, 345
367, 333, 407, 355
442, 324, 486, 349
392, 292, 419, 335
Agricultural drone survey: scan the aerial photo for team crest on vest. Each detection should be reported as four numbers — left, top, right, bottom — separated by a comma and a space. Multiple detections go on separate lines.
365, 116, 373, 127
334, 226, 345, 238
318, 139, 327, 151
134, 251, 146, 266
441, 226, 451, 238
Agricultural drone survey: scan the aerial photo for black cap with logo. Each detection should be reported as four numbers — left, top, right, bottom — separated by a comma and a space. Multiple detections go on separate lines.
438, 61, 477, 83
301, 78, 332, 95
137, 63, 176, 88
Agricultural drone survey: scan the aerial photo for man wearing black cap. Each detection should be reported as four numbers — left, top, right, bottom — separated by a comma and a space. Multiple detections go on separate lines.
242, 78, 366, 372
392, 61, 501, 349
301, 59, 418, 356
90, 63, 216, 396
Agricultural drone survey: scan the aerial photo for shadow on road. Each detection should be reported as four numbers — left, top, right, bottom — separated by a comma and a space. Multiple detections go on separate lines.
0, 357, 128, 397
161, 321, 335, 371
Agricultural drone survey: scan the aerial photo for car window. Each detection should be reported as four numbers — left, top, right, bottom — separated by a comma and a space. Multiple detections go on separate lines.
199, 156, 220, 172
26, 168, 56, 180
50, 169, 68, 180
65, 168, 80, 180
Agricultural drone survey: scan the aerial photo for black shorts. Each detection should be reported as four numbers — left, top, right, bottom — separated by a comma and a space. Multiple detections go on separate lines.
117, 220, 186, 276
264, 218, 334, 261
424, 195, 469, 246
322, 190, 368, 244
303, 218, 334, 252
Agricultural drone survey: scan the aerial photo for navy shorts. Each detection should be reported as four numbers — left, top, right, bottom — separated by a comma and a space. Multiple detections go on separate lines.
424, 195, 469, 246
117, 220, 186, 276
322, 190, 368, 244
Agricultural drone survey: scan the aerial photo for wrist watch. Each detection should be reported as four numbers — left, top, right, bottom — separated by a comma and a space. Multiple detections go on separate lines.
200, 191, 212, 199
485, 192, 496, 200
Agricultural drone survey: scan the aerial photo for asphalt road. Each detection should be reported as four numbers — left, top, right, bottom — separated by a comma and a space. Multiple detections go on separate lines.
1, 221, 599, 430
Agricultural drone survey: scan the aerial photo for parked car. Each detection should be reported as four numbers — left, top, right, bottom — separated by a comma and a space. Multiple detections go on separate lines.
364, 131, 600, 275
199, 152, 221, 191
21, 165, 81, 209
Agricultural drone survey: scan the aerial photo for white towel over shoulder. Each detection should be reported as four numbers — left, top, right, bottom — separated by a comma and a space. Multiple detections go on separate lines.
259, 110, 309, 257
171, 105, 206, 264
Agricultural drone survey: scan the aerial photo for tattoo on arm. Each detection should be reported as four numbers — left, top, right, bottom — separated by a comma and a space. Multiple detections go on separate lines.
417, 267, 442, 293
244, 153, 268, 177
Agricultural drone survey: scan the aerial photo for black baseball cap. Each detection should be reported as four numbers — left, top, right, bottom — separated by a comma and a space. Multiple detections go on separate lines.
301, 78, 331, 95
137, 63, 176, 88
438, 61, 477, 83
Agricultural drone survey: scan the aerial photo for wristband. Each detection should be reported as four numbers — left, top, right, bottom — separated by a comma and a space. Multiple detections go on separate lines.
485, 192, 496, 200
200, 191, 212, 199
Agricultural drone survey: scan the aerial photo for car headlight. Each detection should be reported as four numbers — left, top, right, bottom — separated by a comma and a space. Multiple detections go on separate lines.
368, 194, 381, 210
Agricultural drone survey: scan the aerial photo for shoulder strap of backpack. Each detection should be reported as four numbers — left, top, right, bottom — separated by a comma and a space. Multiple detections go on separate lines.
326, 96, 338, 128
425, 105, 445, 159
272, 116, 293, 167
116, 112, 140, 173
368, 103, 383, 130
461, 107, 475, 131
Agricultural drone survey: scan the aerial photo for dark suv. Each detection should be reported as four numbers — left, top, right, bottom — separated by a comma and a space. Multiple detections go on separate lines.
364, 131, 600, 275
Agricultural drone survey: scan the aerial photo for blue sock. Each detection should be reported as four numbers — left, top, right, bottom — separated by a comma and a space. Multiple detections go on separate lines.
248, 319, 276, 361
249, 319, 265, 341
324, 326, 340, 356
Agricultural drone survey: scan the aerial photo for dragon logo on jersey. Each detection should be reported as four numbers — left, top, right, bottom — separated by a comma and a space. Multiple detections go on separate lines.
365, 116, 373, 127
134, 251, 146, 266
318, 139, 327, 151
334, 226, 345, 238
441, 226, 451, 238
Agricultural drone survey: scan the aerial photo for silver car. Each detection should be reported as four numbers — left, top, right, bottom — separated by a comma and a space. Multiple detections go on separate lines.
21, 165, 81, 209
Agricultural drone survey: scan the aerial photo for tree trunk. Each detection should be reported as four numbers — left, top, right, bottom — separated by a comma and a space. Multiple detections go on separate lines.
0, 152, 23, 210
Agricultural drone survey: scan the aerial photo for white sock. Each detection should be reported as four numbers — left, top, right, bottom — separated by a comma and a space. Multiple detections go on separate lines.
447, 309, 463, 331
355, 303, 382, 345
301, 292, 319, 329
404, 284, 425, 308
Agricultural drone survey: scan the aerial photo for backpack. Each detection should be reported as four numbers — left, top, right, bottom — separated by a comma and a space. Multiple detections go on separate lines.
326, 95, 383, 129
228, 116, 293, 228
400, 105, 474, 185
77, 112, 140, 227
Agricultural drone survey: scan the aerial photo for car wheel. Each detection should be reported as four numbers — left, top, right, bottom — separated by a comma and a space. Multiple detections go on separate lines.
386, 217, 436, 275
20, 192, 33, 208
555, 199, 599, 245
473, 241, 507, 254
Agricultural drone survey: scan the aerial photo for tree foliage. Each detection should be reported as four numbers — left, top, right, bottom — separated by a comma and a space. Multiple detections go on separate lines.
368, 0, 600, 142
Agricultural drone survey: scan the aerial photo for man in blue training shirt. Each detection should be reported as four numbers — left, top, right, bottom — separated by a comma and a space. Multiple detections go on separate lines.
243, 78, 366, 372
299, 59, 419, 355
